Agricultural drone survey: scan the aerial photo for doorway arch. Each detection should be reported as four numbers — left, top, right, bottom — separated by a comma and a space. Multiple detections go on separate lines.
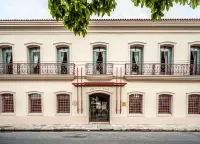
89, 93, 110, 122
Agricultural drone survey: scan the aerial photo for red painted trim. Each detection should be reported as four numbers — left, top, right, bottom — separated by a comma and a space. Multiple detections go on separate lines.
77, 67, 79, 113
72, 82, 127, 87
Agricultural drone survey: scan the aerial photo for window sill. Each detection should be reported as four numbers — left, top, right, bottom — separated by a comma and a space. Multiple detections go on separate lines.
186, 114, 200, 117
157, 114, 173, 117
127, 114, 144, 117
0, 113, 15, 116
55, 113, 71, 116
27, 113, 43, 116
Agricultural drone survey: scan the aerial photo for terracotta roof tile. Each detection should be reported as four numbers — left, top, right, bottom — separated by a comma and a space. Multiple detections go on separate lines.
0, 18, 200, 22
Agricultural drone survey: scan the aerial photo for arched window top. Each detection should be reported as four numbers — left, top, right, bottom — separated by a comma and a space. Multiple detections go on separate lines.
53, 42, 71, 48
129, 42, 146, 48
54, 91, 72, 95
26, 91, 43, 95
158, 41, 176, 48
25, 42, 42, 48
0, 91, 15, 95
187, 92, 200, 96
0, 43, 14, 48
189, 41, 200, 47
91, 42, 108, 48
156, 92, 174, 96
128, 91, 145, 96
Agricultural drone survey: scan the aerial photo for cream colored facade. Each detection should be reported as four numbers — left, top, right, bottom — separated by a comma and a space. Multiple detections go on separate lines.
0, 19, 200, 125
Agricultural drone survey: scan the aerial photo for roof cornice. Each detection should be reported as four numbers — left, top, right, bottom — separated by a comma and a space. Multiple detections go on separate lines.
0, 18, 200, 27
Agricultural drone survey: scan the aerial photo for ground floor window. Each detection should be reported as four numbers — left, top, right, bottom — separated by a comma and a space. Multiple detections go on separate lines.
158, 94, 172, 114
129, 94, 143, 114
188, 94, 200, 114
57, 94, 70, 113
29, 93, 42, 113
0, 93, 14, 113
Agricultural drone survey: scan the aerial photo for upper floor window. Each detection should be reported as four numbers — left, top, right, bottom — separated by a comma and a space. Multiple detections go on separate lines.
57, 94, 70, 113
57, 47, 69, 74
160, 47, 173, 75
29, 93, 42, 113
188, 94, 200, 114
0, 93, 14, 113
29, 47, 40, 74
130, 47, 143, 75
93, 47, 107, 74
1, 47, 13, 74
129, 94, 143, 114
158, 94, 172, 114
190, 46, 200, 75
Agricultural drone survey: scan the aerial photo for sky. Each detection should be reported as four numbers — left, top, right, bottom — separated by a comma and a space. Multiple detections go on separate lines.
0, 0, 200, 19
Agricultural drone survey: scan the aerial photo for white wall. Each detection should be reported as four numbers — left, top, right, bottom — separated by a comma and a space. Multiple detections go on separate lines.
0, 29, 200, 125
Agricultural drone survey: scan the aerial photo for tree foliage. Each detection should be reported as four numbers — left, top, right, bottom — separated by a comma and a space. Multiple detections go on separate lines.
48, 0, 200, 37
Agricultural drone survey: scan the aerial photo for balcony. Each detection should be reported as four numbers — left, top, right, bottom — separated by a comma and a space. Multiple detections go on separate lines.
125, 63, 200, 81
85, 63, 114, 81
0, 63, 75, 80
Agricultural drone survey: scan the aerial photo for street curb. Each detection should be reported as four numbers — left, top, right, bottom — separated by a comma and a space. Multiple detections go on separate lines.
1, 125, 200, 132
1, 129, 200, 132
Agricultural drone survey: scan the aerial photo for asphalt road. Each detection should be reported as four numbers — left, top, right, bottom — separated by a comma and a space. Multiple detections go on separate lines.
0, 132, 200, 144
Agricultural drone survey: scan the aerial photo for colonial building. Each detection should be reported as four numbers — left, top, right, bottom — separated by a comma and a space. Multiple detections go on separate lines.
0, 19, 200, 125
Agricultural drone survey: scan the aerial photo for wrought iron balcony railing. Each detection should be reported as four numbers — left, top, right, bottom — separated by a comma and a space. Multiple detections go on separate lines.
0, 63, 75, 75
86, 63, 113, 75
125, 63, 200, 76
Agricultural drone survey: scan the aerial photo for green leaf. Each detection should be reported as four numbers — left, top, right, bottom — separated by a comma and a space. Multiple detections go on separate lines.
48, 0, 200, 37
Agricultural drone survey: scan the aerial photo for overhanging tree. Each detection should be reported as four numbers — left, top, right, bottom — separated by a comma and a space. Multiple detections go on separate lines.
48, 0, 200, 37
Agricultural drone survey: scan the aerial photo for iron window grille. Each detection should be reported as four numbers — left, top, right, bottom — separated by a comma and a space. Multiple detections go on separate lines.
57, 94, 70, 113
0, 94, 14, 113
29, 93, 42, 113
129, 94, 143, 114
158, 94, 172, 114
188, 94, 200, 114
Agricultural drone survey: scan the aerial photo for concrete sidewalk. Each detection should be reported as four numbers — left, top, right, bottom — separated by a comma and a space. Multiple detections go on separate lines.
1, 124, 200, 132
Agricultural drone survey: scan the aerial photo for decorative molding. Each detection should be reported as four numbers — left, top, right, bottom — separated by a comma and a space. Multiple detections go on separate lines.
54, 91, 72, 95
85, 75, 113, 81
156, 92, 175, 95
90, 42, 109, 46
188, 41, 200, 45
186, 92, 200, 95
86, 89, 112, 95
127, 91, 145, 95
53, 42, 72, 47
26, 91, 44, 95
24, 42, 42, 47
128, 42, 146, 46
158, 41, 176, 46
0, 43, 14, 48
0, 91, 16, 95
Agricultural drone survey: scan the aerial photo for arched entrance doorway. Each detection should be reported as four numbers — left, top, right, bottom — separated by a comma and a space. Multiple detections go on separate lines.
89, 93, 110, 122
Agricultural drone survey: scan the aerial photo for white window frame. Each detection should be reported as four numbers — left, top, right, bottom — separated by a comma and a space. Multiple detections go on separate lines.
186, 92, 200, 117
127, 91, 145, 117
54, 91, 72, 116
156, 92, 174, 117
0, 91, 16, 116
26, 91, 44, 116
158, 41, 176, 64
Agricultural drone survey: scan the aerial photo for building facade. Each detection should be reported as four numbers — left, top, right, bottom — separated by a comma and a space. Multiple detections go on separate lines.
0, 19, 200, 125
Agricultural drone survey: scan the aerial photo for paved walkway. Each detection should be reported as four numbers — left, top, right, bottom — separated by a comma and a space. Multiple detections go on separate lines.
1, 124, 200, 132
